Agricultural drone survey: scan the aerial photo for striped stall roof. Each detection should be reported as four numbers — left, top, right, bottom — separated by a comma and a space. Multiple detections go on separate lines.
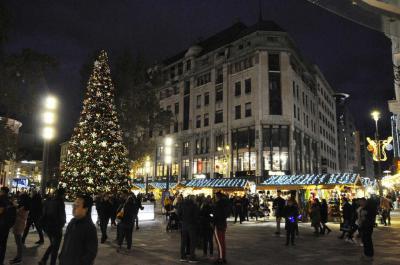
261, 173, 361, 186
149, 182, 178, 189
185, 178, 248, 188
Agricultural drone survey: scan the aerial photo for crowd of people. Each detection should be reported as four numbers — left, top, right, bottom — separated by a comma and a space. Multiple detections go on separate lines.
0, 185, 397, 264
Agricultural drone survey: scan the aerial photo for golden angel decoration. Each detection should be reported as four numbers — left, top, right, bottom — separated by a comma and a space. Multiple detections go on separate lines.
366, 136, 393, 162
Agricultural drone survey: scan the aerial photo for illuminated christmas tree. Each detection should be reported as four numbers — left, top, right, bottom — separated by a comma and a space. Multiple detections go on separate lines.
60, 50, 130, 197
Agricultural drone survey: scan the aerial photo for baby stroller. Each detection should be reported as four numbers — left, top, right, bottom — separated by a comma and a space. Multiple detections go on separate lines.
166, 211, 180, 232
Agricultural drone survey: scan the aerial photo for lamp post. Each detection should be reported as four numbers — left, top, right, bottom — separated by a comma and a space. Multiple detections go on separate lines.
164, 137, 173, 191
371, 110, 383, 196
144, 156, 151, 195
40, 95, 57, 195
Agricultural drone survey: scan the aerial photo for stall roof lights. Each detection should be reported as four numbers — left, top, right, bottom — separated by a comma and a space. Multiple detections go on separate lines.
261, 173, 362, 186
185, 178, 248, 188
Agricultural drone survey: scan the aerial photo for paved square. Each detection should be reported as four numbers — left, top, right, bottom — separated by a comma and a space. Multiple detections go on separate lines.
4, 211, 400, 265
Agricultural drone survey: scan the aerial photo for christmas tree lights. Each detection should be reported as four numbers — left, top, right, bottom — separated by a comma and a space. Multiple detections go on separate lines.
60, 50, 130, 198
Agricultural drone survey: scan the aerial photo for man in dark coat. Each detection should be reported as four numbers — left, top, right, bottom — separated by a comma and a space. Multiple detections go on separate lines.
22, 190, 44, 244
117, 195, 136, 251
0, 187, 16, 265
283, 198, 299, 246
339, 197, 352, 239
59, 194, 98, 265
98, 193, 113, 243
361, 198, 377, 259
177, 195, 200, 263
38, 188, 66, 265
272, 190, 286, 234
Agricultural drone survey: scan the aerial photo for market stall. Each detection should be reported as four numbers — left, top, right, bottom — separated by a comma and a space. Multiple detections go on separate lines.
258, 173, 364, 222
182, 178, 250, 197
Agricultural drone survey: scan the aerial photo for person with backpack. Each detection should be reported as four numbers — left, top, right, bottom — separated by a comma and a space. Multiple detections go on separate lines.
38, 188, 66, 265
0, 187, 16, 265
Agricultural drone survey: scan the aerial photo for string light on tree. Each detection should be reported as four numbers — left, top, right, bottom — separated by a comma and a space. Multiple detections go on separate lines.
60, 50, 130, 198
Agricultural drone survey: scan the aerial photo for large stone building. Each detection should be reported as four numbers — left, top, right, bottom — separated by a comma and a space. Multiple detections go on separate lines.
150, 20, 339, 181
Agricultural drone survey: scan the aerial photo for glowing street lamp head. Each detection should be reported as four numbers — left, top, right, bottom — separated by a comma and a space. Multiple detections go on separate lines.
44, 96, 57, 110
42, 126, 55, 140
371, 110, 380, 122
42, 111, 55, 124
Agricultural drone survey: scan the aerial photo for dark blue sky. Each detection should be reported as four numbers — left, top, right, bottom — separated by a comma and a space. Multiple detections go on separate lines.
4, 0, 395, 143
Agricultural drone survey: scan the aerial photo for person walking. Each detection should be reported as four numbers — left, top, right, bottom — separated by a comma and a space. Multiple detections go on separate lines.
320, 199, 331, 234
272, 190, 286, 235
10, 192, 30, 264
213, 192, 230, 264
133, 194, 144, 230
98, 193, 113, 243
242, 195, 249, 222
38, 188, 66, 265
200, 196, 213, 258
233, 196, 243, 224
310, 198, 321, 236
117, 195, 135, 252
0, 187, 16, 265
339, 197, 352, 239
283, 198, 299, 246
59, 194, 98, 265
177, 195, 200, 263
22, 190, 44, 245
360, 198, 377, 260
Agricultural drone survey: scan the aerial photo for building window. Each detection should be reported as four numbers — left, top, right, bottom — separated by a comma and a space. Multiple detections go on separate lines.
196, 115, 201, 128
215, 134, 224, 151
178, 63, 183, 75
166, 105, 171, 112
204, 92, 209, 105
245, 102, 252, 117
174, 103, 179, 114
204, 113, 209, 127
268, 53, 282, 115
293, 105, 296, 119
293, 81, 296, 97
196, 95, 201, 108
215, 110, 223, 123
235, 81, 241, 96
195, 139, 200, 154
216, 87, 223, 102
196, 72, 211, 86
184, 81, 190, 95
216, 68, 223, 84
235, 105, 241, 120
245, 78, 251, 94
186, 60, 191, 71
173, 122, 178, 132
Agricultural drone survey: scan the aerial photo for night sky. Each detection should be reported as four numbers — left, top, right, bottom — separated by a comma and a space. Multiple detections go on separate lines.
4, 0, 395, 144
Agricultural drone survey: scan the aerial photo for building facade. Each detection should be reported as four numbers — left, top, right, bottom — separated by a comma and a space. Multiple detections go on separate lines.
334, 93, 358, 173
150, 20, 339, 181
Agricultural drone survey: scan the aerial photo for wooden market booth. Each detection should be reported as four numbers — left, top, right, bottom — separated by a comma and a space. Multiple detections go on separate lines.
182, 178, 250, 197
257, 173, 365, 221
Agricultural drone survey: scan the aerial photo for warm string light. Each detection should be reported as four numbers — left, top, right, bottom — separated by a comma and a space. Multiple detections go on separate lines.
60, 50, 130, 197
185, 178, 247, 188
262, 173, 360, 186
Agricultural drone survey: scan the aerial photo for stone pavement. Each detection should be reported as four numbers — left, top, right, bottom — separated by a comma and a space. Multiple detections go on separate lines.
5, 210, 400, 265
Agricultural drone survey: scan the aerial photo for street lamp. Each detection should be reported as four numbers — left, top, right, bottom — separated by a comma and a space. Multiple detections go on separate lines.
40, 95, 57, 195
371, 110, 383, 196
164, 137, 173, 191
144, 156, 151, 195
